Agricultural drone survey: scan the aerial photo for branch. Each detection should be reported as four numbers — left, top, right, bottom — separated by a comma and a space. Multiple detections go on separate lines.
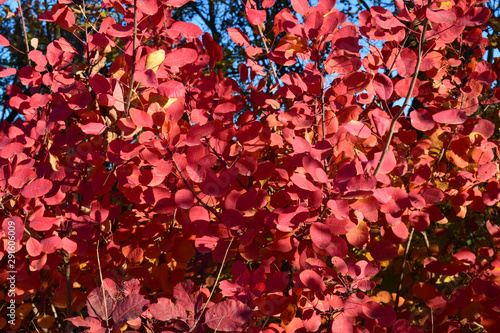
395, 227, 414, 314
257, 24, 280, 88
189, 237, 234, 332
96, 239, 111, 333
373, 15, 430, 177
15, 0, 31, 66
125, 0, 138, 115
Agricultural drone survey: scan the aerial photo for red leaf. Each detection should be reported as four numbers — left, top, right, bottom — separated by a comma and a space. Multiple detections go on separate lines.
0, 33, 10, 47
130, 108, 154, 128
409, 210, 430, 231
8, 169, 37, 188
168, 21, 202, 39
87, 288, 114, 321
41, 235, 62, 254
149, 298, 186, 321
395, 48, 417, 77
0, 142, 24, 158
344, 120, 371, 138
346, 221, 369, 248
135, 69, 158, 88
484, 181, 500, 206
426, 8, 456, 24
362, 301, 385, 319
112, 294, 149, 326
373, 73, 393, 100
21, 179, 53, 198
30, 216, 59, 231
51, 4, 76, 29
204, 299, 252, 331
26, 237, 42, 257
432, 109, 466, 124
137, 0, 158, 15
290, 173, 317, 191
291, 0, 310, 15
246, 8, 266, 26
369, 240, 398, 260
164, 48, 198, 67
174, 189, 194, 209
62, 237, 77, 253
372, 148, 397, 174
0, 67, 16, 78
299, 269, 326, 292
310, 222, 332, 249
262, 0, 275, 8
410, 109, 435, 131
227, 28, 251, 47
81, 122, 106, 135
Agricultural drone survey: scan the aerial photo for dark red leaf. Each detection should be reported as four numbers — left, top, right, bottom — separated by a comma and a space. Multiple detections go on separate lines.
148, 298, 186, 322
205, 299, 252, 331
112, 294, 149, 326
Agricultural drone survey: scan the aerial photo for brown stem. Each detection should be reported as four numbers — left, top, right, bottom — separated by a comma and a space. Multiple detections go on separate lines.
189, 237, 234, 332
96, 239, 110, 332
125, 0, 138, 115
15, 0, 31, 65
373, 16, 430, 177
64, 252, 72, 318
395, 227, 414, 314
257, 24, 280, 87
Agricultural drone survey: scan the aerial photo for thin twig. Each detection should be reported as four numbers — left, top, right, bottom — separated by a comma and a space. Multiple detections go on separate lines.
96, 239, 110, 333
395, 227, 414, 314
15, 0, 31, 66
373, 11, 431, 177
257, 24, 280, 87
125, 0, 138, 115
189, 237, 234, 332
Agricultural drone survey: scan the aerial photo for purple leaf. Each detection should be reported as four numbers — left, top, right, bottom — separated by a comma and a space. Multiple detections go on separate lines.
112, 294, 149, 326
148, 298, 186, 322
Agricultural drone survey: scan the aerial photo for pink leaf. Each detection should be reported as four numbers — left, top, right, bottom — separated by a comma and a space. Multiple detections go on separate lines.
344, 120, 371, 138
81, 122, 106, 135
227, 28, 251, 47
432, 109, 466, 125
0, 33, 10, 47
174, 189, 194, 209
204, 299, 252, 331
41, 235, 62, 254
246, 8, 266, 26
168, 21, 202, 39
87, 287, 114, 321
21, 179, 53, 198
426, 8, 456, 24
62, 237, 77, 253
299, 269, 326, 292
373, 73, 393, 100
8, 169, 37, 188
26, 237, 42, 257
137, 0, 158, 15
410, 109, 435, 131
310, 222, 332, 249
164, 48, 198, 67
291, 0, 310, 15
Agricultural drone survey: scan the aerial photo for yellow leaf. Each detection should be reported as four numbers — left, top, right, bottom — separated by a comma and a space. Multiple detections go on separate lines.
145, 49, 165, 73
37, 315, 55, 329
437, 1, 453, 9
